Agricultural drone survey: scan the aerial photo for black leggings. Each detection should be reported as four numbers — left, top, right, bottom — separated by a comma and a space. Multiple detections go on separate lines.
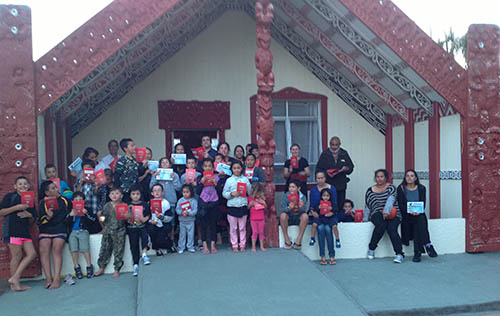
146, 223, 172, 250
127, 227, 149, 265
201, 204, 220, 243
369, 212, 403, 255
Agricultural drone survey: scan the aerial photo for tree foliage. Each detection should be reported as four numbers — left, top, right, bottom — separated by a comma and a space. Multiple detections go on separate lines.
437, 28, 467, 64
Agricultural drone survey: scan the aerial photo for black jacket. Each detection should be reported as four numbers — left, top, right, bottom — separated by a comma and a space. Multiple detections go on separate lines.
316, 148, 354, 191
396, 184, 426, 243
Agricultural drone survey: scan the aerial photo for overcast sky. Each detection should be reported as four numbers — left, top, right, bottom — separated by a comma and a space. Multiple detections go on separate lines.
1, 0, 499, 61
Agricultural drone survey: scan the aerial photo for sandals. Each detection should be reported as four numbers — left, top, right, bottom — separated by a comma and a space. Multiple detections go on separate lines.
293, 242, 302, 250
320, 258, 327, 265
284, 241, 293, 249
329, 258, 336, 265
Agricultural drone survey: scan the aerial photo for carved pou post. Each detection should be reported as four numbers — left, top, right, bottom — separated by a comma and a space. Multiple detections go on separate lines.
255, 0, 277, 247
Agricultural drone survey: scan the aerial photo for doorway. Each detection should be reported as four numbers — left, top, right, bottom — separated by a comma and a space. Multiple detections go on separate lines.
173, 130, 218, 153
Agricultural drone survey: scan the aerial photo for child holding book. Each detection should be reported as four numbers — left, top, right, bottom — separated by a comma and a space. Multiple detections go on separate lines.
94, 187, 128, 278
44, 164, 71, 194
176, 184, 198, 253
181, 158, 201, 186
38, 180, 71, 289
97, 168, 114, 216
316, 188, 337, 265
0, 176, 37, 291
147, 184, 174, 256
222, 161, 251, 253
67, 191, 96, 279
199, 159, 220, 254
244, 154, 266, 184
279, 180, 308, 250
127, 184, 151, 276
114, 138, 139, 203
247, 182, 267, 252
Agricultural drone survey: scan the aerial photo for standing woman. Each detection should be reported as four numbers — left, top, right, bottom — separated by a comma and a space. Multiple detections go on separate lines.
397, 169, 438, 262
283, 144, 311, 197
233, 145, 245, 164
365, 169, 404, 263
171, 143, 188, 177
217, 142, 237, 165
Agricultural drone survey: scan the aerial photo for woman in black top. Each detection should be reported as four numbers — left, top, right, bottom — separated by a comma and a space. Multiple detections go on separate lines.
283, 144, 310, 197
396, 169, 438, 262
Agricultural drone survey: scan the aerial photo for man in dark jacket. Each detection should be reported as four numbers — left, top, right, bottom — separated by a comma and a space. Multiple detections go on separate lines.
316, 136, 354, 209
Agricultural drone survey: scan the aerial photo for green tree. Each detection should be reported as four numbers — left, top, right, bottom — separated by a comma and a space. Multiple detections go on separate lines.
437, 28, 467, 65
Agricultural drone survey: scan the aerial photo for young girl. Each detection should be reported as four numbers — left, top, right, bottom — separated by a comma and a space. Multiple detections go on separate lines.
0, 176, 37, 291
147, 184, 174, 256
127, 184, 151, 276
316, 189, 337, 265
176, 184, 198, 253
38, 180, 70, 289
199, 159, 220, 254
222, 161, 251, 252
247, 182, 267, 252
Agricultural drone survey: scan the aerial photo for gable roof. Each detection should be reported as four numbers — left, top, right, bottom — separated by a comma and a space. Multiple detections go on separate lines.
34, 0, 465, 136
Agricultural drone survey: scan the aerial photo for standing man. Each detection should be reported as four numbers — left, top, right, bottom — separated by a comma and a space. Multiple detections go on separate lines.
316, 136, 354, 209
201, 135, 217, 159
96, 139, 121, 171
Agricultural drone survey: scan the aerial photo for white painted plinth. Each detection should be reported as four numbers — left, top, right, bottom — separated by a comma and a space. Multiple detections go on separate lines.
279, 218, 465, 260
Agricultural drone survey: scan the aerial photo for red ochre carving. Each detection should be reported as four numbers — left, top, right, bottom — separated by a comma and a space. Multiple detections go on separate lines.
255, 0, 278, 247
0, 5, 40, 278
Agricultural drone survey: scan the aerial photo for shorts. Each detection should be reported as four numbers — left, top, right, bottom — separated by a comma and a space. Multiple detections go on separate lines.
68, 230, 90, 252
283, 211, 306, 226
8, 237, 32, 245
38, 233, 67, 241
312, 216, 339, 227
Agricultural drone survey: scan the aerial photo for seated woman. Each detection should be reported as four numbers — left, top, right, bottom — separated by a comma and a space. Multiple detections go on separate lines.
365, 169, 404, 263
308, 171, 338, 246
396, 169, 438, 262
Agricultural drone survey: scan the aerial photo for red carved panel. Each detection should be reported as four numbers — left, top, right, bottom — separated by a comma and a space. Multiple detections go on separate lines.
338, 0, 466, 116
404, 108, 415, 170
428, 102, 441, 219
0, 5, 40, 278
34, 0, 182, 113
44, 112, 54, 164
385, 114, 393, 183
157, 100, 230, 155
464, 25, 500, 252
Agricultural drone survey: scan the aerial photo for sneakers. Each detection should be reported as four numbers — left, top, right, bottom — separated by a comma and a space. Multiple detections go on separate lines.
426, 245, 438, 257
394, 254, 404, 264
187, 248, 196, 253
156, 250, 164, 257
335, 240, 341, 248
178, 249, 184, 254
142, 254, 151, 265
74, 265, 83, 279
133, 264, 139, 276
412, 252, 422, 263
86, 265, 94, 278
309, 237, 316, 246
64, 274, 75, 285
367, 250, 375, 260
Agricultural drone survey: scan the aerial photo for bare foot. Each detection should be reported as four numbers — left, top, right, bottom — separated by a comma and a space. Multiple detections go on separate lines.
8, 279, 25, 292
44, 280, 52, 289
251, 248, 257, 252
260, 247, 267, 252
112, 270, 120, 278
94, 269, 105, 277
210, 247, 217, 254
239, 248, 246, 253
233, 248, 239, 253
20, 284, 32, 290
49, 279, 60, 289
202, 247, 210, 254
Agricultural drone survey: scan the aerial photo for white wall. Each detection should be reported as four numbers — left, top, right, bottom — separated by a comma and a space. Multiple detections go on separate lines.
440, 114, 462, 218
392, 125, 405, 174
72, 11, 385, 209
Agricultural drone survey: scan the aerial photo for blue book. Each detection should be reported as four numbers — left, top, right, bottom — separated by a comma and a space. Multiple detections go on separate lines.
407, 201, 424, 214
148, 161, 159, 172
216, 163, 232, 176
172, 154, 186, 165
68, 157, 82, 173
156, 168, 174, 181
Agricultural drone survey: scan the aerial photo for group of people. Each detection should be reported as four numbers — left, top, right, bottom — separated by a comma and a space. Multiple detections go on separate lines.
0, 135, 437, 292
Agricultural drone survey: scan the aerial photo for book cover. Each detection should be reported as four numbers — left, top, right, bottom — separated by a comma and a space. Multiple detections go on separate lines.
288, 193, 299, 206
135, 147, 147, 163
68, 157, 82, 172
45, 197, 59, 210
21, 191, 34, 208
354, 209, 364, 222
290, 156, 299, 169
49, 178, 61, 192
216, 162, 232, 176
327, 168, 339, 174
203, 171, 215, 186
213, 162, 219, 171
180, 201, 191, 213
150, 199, 162, 215
156, 168, 174, 181
192, 146, 205, 160
95, 169, 106, 185
172, 154, 187, 165
320, 200, 331, 215
109, 156, 119, 171
72, 200, 85, 216
148, 160, 159, 172
244, 168, 254, 180
185, 169, 196, 183
132, 205, 143, 222
83, 168, 94, 183
115, 203, 128, 220
407, 201, 424, 214
237, 182, 247, 197
251, 202, 265, 220
254, 202, 265, 210
255, 159, 260, 167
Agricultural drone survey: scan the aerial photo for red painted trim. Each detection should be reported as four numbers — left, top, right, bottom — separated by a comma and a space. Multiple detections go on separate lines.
404, 109, 415, 170
385, 114, 393, 183
428, 103, 441, 219
65, 122, 73, 183
56, 118, 66, 180
44, 112, 54, 164
250, 87, 328, 150
460, 115, 468, 220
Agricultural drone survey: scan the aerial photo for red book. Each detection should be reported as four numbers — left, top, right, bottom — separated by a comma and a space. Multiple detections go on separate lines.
255, 159, 260, 167
109, 156, 119, 171
135, 147, 147, 163
251, 202, 265, 220
213, 162, 219, 171
49, 178, 61, 192
237, 182, 247, 197
180, 201, 192, 213
320, 201, 331, 215
192, 146, 205, 161
95, 169, 106, 185
354, 209, 364, 223
288, 192, 299, 206
21, 191, 34, 208
45, 197, 59, 210
327, 168, 339, 174
290, 156, 299, 169
83, 168, 94, 183
72, 200, 85, 216
203, 171, 215, 186
132, 205, 143, 222
115, 203, 128, 220
150, 199, 162, 215
244, 168, 254, 180
185, 169, 196, 183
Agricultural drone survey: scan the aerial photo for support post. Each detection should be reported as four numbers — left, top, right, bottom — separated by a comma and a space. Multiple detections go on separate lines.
428, 103, 441, 219
65, 121, 73, 184
385, 114, 393, 182
56, 118, 66, 180
44, 111, 54, 164
404, 109, 415, 170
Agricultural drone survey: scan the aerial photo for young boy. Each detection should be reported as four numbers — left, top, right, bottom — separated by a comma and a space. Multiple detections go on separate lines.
127, 184, 151, 276
43, 164, 71, 194
0, 176, 37, 291
340, 199, 355, 222
114, 138, 139, 203
68, 192, 94, 279
147, 184, 173, 256
280, 180, 308, 250
180, 158, 201, 185
94, 187, 127, 278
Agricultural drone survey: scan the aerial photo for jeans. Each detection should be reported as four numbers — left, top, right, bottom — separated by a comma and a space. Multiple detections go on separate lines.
127, 226, 149, 264
317, 224, 335, 258
178, 221, 195, 251
369, 212, 403, 255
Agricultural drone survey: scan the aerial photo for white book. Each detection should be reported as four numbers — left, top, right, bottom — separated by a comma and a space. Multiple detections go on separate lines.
156, 168, 174, 181
407, 201, 424, 214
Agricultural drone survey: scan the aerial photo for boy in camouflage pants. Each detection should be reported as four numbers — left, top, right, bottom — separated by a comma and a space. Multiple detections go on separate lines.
94, 187, 127, 278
